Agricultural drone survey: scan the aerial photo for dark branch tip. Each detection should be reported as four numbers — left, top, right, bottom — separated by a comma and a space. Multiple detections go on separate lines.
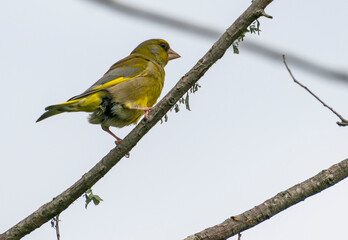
261, 10, 273, 19
336, 121, 348, 127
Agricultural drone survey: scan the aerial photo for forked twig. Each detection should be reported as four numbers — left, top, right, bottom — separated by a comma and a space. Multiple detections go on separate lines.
282, 55, 348, 126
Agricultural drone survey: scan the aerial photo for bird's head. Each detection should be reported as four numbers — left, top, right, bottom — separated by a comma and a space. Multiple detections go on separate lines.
131, 39, 180, 67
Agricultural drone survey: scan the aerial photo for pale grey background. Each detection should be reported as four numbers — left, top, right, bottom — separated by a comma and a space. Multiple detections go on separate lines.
1, 0, 347, 239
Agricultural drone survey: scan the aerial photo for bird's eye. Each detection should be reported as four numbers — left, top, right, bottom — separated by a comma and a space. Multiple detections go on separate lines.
160, 42, 169, 51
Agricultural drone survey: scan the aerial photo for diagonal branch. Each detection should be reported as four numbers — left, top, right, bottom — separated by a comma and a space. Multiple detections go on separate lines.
0, 0, 274, 239
184, 158, 348, 240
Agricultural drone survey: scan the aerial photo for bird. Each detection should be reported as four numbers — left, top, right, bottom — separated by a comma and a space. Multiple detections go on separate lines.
37, 39, 180, 145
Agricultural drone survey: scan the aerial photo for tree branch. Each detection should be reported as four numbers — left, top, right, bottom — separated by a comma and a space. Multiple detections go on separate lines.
283, 55, 348, 126
0, 0, 273, 239
184, 158, 348, 240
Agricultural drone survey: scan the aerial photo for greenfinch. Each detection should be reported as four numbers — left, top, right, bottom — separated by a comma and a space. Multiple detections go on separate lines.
37, 39, 180, 144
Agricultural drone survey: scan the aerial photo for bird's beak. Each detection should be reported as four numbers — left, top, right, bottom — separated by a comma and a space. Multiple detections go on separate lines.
168, 48, 181, 60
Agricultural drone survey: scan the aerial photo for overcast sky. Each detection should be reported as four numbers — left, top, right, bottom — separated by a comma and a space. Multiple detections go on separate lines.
1, 0, 348, 240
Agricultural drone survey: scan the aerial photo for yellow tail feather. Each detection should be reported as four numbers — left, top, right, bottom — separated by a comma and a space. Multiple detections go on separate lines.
36, 92, 104, 122
36, 107, 63, 122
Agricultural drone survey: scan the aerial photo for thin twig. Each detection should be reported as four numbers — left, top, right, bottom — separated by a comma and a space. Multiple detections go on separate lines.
282, 55, 348, 126
238, 232, 242, 240
51, 215, 61, 240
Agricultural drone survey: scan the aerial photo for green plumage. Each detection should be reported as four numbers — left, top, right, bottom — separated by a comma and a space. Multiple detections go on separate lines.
37, 39, 180, 142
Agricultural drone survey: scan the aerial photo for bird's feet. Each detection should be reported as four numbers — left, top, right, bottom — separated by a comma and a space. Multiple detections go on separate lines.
114, 139, 130, 158
102, 125, 129, 158
143, 107, 153, 120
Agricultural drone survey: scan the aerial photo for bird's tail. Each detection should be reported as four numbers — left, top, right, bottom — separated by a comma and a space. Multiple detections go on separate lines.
36, 92, 104, 122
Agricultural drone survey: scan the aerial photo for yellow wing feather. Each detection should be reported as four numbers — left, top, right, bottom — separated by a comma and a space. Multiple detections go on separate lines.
68, 75, 143, 101
93, 76, 140, 91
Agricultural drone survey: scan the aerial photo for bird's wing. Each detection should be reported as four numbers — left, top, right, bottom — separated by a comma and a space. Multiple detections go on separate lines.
68, 55, 150, 101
